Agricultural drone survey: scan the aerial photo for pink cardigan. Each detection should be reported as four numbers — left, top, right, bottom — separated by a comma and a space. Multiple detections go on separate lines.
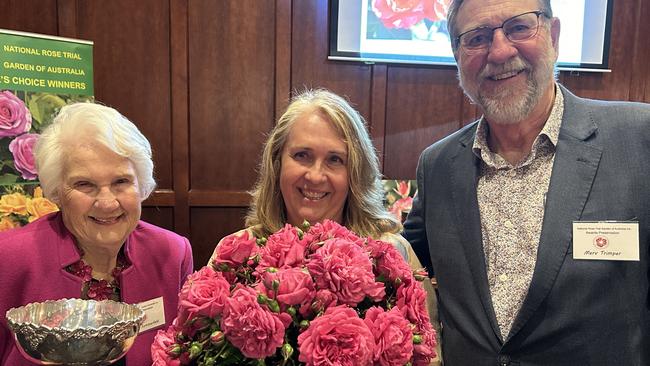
0, 212, 193, 365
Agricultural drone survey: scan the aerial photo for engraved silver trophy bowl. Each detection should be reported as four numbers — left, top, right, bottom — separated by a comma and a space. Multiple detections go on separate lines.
6, 298, 145, 365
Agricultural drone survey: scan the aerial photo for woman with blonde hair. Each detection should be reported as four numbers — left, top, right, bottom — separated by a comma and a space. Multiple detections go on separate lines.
209, 89, 441, 364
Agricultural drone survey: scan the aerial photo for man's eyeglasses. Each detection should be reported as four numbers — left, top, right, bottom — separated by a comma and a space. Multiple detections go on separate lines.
455, 10, 550, 53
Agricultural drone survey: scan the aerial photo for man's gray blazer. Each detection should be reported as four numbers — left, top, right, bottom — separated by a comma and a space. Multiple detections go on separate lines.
404, 85, 649, 365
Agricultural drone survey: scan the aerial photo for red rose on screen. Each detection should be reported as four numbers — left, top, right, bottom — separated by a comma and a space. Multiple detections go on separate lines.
364, 306, 414, 366
433, 0, 451, 21
298, 305, 375, 366
307, 237, 385, 305
212, 230, 257, 268
372, 0, 448, 29
220, 286, 288, 359
151, 327, 181, 366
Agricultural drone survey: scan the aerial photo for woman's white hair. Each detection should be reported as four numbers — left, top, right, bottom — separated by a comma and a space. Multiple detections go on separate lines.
34, 102, 156, 204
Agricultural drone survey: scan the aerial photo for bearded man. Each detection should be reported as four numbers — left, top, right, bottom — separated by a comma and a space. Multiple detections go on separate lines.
403, 0, 650, 365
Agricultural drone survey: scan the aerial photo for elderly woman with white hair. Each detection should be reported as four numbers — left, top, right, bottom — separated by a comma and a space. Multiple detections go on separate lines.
0, 103, 193, 366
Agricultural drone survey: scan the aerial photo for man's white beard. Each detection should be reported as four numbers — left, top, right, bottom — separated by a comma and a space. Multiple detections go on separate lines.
459, 47, 557, 125
478, 65, 540, 124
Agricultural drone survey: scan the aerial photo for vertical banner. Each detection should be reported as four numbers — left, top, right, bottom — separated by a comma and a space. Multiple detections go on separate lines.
0, 29, 94, 231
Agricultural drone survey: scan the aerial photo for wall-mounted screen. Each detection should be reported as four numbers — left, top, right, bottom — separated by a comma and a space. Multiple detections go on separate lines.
329, 0, 613, 72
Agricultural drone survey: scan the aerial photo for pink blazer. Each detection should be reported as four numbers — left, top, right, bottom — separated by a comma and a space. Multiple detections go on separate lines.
0, 212, 193, 365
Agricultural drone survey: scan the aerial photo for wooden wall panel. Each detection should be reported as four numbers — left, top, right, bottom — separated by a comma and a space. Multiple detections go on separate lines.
141, 207, 174, 232
291, 0, 373, 122
383, 67, 468, 179
188, 0, 276, 193
190, 207, 249, 269
74, 0, 174, 190
169, 0, 190, 235
630, 0, 650, 103
1, 0, 58, 35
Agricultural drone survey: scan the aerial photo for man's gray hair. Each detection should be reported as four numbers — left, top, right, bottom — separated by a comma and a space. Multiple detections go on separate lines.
447, 0, 553, 50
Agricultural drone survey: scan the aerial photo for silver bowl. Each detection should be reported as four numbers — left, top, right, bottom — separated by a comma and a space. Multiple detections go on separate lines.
6, 298, 145, 365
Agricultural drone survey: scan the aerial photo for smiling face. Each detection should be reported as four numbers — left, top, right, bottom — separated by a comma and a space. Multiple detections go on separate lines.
454, 0, 560, 124
279, 111, 349, 227
59, 142, 142, 252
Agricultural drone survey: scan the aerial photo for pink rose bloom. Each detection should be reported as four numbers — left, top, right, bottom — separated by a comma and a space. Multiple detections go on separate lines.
395, 281, 437, 364
367, 238, 414, 284
311, 289, 338, 314
298, 305, 375, 366
179, 266, 231, 320
258, 267, 316, 316
257, 224, 307, 272
306, 238, 385, 306
396, 281, 430, 325
221, 286, 288, 359
364, 306, 414, 366
305, 219, 363, 245
9, 133, 38, 180
412, 320, 437, 366
151, 327, 180, 366
176, 266, 229, 330
0, 91, 31, 138
212, 230, 257, 268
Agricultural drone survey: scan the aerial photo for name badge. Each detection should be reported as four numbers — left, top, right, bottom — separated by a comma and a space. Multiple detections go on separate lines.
137, 296, 166, 333
572, 221, 639, 261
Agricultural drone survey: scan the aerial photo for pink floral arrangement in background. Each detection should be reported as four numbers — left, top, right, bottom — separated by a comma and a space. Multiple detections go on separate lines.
152, 220, 436, 365
384, 180, 416, 223
372, 0, 451, 29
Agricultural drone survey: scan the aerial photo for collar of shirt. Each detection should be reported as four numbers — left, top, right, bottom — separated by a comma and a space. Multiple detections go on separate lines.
472, 83, 564, 169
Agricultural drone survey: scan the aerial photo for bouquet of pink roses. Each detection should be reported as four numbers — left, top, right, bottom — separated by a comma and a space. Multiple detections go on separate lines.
152, 220, 437, 366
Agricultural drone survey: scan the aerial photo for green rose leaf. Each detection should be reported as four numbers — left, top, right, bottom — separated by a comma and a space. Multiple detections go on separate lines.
0, 173, 19, 186
26, 93, 67, 129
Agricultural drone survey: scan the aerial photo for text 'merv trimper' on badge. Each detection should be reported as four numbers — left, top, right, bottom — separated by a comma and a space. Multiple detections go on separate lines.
572, 221, 640, 261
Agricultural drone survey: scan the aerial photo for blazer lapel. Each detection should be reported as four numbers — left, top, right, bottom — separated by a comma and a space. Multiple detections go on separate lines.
449, 125, 503, 342
507, 87, 602, 341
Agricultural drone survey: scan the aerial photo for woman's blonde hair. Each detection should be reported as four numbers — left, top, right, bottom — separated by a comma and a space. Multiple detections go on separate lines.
245, 89, 400, 238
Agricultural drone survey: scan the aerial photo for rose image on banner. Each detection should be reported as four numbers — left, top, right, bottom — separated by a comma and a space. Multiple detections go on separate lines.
0, 90, 32, 138
369, 0, 452, 41
9, 132, 38, 180
0, 29, 94, 231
